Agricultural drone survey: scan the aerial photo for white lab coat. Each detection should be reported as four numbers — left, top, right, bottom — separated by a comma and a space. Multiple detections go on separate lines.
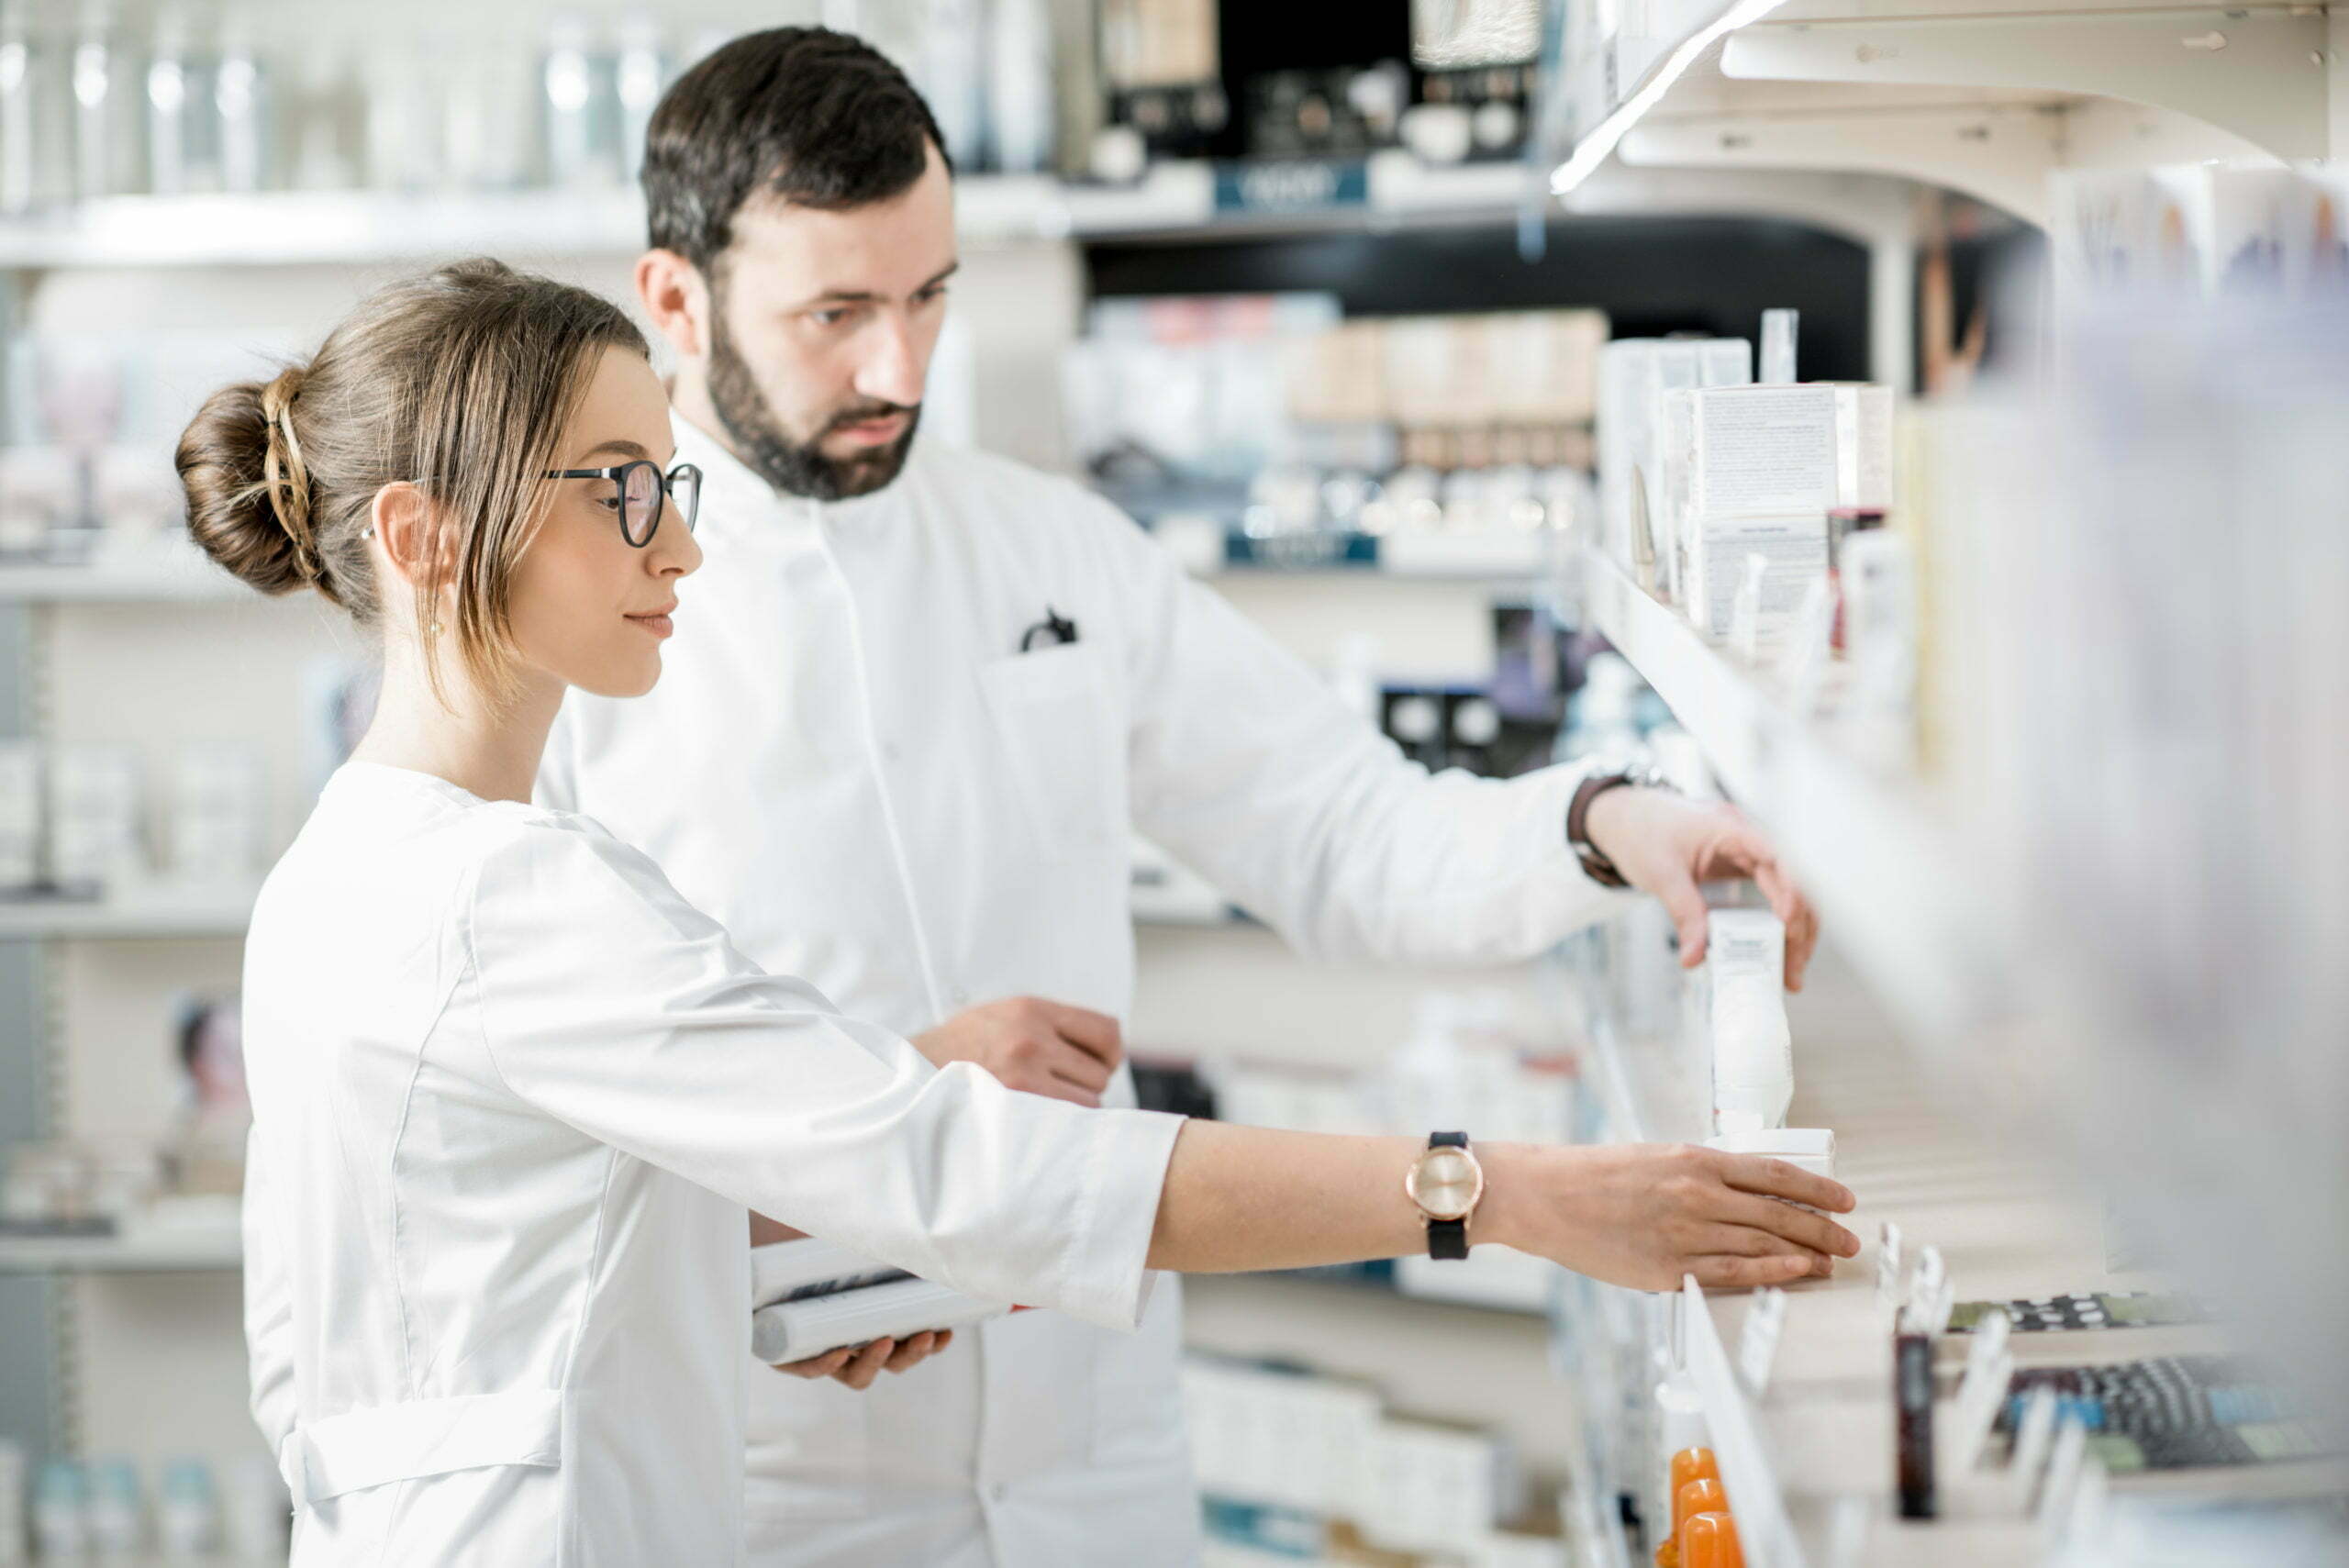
238, 762, 1181, 1567
533, 418, 1619, 1567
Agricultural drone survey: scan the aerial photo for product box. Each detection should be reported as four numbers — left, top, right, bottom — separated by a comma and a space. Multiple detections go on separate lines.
1283, 318, 1389, 425
1384, 315, 1493, 428
1687, 511, 1830, 643
1485, 309, 1608, 426
1683, 383, 1893, 519
0, 446, 83, 556
1395, 1246, 1555, 1313
1362, 1417, 1515, 1558
0, 740, 39, 892
1596, 339, 1752, 575
166, 742, 264, 885
46, 745, 144, 893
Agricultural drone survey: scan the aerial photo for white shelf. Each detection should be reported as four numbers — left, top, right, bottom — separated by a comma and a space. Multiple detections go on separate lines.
0, 557, 248, 603
1556, 0, 2338, 222
1581, 555, 2012, 1049
1680, 1276, 1807, 1568
0, 883, 259, 940
0, 1228, 242, 1273
0, 161, 1545, 271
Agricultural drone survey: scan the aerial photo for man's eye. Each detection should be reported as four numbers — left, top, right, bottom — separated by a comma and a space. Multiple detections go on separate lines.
810, 308, 852, 328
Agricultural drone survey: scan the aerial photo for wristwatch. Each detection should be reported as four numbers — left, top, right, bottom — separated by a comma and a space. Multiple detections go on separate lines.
1404, 1132, 1485, 1261
1566, 763, 1671, 888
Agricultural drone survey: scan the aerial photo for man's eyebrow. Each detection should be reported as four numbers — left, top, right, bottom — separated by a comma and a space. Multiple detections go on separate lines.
795, 261, 962, 309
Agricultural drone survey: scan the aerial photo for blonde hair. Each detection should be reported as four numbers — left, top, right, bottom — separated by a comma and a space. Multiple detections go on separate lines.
176, 258, 650, 702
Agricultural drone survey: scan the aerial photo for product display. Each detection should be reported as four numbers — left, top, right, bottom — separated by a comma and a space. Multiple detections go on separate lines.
1951, 1291, 2210, 1334
1998, 1358, 2340, 1474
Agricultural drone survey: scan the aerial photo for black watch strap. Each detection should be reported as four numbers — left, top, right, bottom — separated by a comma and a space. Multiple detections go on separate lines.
1427, 1131, 1469, 1261
1567, 766, 1667, 888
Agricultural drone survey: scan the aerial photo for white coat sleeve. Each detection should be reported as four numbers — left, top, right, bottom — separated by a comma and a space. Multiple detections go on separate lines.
240, 1124, 298, 1456
461, 817, 1182, 1333
1095, 501, 1627, 966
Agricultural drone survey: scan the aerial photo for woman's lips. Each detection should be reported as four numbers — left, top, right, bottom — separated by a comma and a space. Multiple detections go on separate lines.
626, 611, 675, 639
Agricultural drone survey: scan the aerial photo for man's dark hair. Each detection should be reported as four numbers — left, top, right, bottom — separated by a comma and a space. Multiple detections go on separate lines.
643, 27, 952, 276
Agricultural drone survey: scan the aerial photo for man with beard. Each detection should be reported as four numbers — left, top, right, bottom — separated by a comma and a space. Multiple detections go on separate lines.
535, 26, 1822, 1568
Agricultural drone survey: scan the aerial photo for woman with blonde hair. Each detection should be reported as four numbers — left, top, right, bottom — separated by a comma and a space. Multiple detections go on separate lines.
184, 258, 1854, 1566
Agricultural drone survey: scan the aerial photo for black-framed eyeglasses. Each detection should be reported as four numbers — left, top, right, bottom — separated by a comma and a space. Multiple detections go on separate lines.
543, 460, 703, 548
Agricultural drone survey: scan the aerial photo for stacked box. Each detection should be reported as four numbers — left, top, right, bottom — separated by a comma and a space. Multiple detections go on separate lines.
1678, 382, 1894, 642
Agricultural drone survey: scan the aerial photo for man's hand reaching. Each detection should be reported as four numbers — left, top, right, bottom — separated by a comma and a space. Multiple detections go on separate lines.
1584, 787, 1820, 989
913, 995, 1124, 1106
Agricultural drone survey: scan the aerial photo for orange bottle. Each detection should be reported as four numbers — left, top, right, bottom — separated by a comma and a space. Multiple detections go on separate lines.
1669, 1447, 1720, 1500
1673, 1477, 1727, 1548
1683, 1511, 1744, 1568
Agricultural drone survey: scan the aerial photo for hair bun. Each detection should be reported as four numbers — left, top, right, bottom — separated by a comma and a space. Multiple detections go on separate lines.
176, 368, 325, 598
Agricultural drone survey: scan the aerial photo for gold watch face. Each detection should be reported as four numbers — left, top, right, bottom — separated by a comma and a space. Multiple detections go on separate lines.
1407, 1145, 1484, 1221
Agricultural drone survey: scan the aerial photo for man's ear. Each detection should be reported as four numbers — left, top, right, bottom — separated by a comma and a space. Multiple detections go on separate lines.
637, 249, 713, 362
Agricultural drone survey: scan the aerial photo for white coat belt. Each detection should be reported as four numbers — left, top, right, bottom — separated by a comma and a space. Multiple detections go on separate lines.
279, 1389, 564, 1505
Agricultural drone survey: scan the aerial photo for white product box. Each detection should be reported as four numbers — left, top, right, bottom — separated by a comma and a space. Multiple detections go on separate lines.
46, 746, 144, 891
1363, 1417, 1515, 1557
1486, 309, 1609, 425
1685, 383, 1893, 519
167, 741, 264, 884
1597, 339, 1753, 573
0, 740, 39, 891
1396, 1245, 1556, 1313
1688, 511, 1829, 642
1707, 909, 1792, 1137
0, 446, 81, 555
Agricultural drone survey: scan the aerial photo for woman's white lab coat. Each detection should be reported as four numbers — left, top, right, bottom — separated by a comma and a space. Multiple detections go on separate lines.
239, 762, 1181, 1566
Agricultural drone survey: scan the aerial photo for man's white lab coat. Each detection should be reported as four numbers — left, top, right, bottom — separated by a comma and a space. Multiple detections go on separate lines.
537, 418, 1618, 1567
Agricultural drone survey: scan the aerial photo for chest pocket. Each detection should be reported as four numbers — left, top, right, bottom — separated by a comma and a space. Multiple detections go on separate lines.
976, 645, 1125, 862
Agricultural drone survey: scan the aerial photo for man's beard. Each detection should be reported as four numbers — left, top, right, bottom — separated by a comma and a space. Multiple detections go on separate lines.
705, 306, 921, 502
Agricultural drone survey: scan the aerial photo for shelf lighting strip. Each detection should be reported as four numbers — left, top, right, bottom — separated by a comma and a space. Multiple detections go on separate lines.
1548, 0, 1794, 197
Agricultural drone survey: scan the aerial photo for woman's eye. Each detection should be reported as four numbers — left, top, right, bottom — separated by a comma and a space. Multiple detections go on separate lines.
596, 495, 624, 513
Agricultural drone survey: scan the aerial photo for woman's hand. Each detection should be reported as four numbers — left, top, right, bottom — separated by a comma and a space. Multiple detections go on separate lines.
773, 1329, 954, 1389
1481, 1141, 1859, 1292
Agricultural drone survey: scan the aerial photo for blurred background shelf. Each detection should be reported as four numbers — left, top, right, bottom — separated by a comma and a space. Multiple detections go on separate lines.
0, 161, 1549, 271
0, 885, 259, 941
0, 558, 246, 604
0, 1229, 241, 1274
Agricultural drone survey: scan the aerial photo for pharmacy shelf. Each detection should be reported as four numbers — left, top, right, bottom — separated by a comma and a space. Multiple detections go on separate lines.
1554, 0, 2336, 222
0, 884, 259, 940
1648, 973, 2323, 1566
0, 160, 1542, 271
1582, 555, 2012, 1050
0, 1228, 242, 1273
1150, 519, 1564, 583
0, 556, 247, 603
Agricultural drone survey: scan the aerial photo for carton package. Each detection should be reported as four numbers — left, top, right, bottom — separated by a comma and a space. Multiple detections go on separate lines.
47, 746, 144, 892
1596, 339, 1752, 576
